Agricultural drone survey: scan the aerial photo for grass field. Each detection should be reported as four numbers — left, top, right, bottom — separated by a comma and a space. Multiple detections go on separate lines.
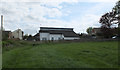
2, 40, 118, 68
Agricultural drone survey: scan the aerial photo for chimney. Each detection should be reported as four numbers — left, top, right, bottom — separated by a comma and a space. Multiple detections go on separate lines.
1, 15, 3, 31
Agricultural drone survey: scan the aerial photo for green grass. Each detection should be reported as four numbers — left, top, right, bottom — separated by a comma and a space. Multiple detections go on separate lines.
2, 40, 118, 68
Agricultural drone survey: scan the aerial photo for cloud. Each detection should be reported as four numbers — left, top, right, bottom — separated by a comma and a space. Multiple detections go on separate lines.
0, 2, 67, 35
86, 0, 118, 2
1, 0, 118, 2
66, 14, 101, 33
0, 0, 118, 35
70, 2, 116, 33
1, 0, 79, 2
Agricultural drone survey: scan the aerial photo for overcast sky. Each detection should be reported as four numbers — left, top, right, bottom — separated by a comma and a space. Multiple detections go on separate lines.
0, 0, 118, 35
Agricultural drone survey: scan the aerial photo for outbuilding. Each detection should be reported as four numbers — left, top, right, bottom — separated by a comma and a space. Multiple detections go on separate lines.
39, 27, 80, 41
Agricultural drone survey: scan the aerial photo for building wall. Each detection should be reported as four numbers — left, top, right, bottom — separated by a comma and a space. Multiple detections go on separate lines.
2, 31, 11, 40
34, 36, 40, 41
11, 29, 23, 40
40, 33, 64, 41
49, 34, 63, 40
64, 37, 80, 40
39, 32, 80, 41
40, 33, 49, 40
92, 28, 103, 36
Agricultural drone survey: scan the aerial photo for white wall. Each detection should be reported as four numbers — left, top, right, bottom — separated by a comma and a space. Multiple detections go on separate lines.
49, 34, 63, 40
64, 37, 80, 40
12, 29, 23, 40
40, 33, 64, 41
39, 32, 80, 41
40, 33, 49, 40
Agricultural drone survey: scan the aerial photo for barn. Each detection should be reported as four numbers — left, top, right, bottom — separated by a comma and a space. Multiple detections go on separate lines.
38, 27, 80, 41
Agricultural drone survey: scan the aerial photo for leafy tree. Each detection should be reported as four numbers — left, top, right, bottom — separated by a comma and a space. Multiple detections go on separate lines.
99, 12, 115, 38
23, 34, 29, 40
112, 0, 120, 25
99, 0, 120, 38
86, 27, 93, 35
113, 0, 120, 38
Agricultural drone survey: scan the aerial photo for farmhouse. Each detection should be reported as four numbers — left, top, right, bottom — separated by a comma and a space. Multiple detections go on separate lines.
9, 29, 24, 40
38, 27, 80, 41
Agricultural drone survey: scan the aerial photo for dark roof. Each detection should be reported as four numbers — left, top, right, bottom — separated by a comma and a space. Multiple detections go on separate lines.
2, 31, 11, 34
40, 27, 73, 31
62, 31, 79, 37
2, 31, 11, 32
34, 33, 39, 37
39, 27, 79, 37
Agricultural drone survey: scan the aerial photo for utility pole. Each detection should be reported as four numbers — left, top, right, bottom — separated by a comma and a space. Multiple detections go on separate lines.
1, 15, 3, 31
0, 15, 3, 70
0, 15, 3, 41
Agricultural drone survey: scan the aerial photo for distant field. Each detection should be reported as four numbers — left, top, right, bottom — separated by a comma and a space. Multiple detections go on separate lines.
2, 40, 118, 68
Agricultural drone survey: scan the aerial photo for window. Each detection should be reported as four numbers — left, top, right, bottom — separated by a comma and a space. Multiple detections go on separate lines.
58, 38, 61, 40
42, 38, 47, 40
51, 37, 54, 41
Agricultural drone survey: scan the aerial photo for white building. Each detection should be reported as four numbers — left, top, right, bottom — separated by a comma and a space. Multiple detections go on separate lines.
39, 27, 80, 41
9, 29, 23, 40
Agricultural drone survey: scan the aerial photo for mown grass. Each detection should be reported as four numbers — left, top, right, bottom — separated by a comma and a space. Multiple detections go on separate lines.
2, 40, 118, 68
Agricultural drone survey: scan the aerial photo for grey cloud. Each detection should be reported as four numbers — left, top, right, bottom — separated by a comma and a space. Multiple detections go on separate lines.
26, 15, 40, 22
0, 8, 14, 15
4, 19, 14, 23
26, 15, 35, 20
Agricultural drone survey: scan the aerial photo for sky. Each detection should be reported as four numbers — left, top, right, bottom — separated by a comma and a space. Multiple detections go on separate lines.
0, 0, 118, 35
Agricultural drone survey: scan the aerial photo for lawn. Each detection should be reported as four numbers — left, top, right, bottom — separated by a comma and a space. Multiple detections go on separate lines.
2, 40, 118, 68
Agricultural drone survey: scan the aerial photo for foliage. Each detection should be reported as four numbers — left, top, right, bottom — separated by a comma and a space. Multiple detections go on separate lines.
118, 27, 120, 37
23, 36, 28, 40
86, 27, 93, 35
113, 0, 120, 38
113, 0, 120, 15
23, 34, 30, 40
2, 32, 9, 41
112, 0, 120, 25
99, 1, 120, 38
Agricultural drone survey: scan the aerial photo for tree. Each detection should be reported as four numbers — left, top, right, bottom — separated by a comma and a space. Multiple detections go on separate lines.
23, 34, 29, 40
112, 0, 120, 25
113, 0, 120, 38
99, 12, 115, 38
86, 27, 93, 35
99, 0, 120, 38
